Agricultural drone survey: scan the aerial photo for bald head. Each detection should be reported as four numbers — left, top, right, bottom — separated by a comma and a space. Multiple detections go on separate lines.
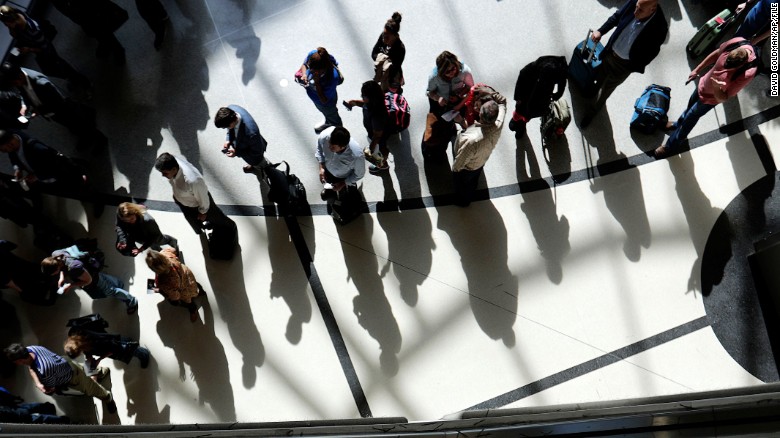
634, 0, 658, 21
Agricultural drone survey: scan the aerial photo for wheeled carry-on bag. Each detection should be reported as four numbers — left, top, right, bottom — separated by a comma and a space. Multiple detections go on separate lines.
686, 9, 737, 58
630, 84, 671, 134
203, 217, 238, 260
568, 29, 604, 97
265, 161, 307, 216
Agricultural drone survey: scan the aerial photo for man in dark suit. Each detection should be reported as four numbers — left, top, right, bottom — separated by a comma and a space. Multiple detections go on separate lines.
0, 130, 86, 195
0, 62, 107, 149
580, 0, 668, 128
214, 105, 270, 175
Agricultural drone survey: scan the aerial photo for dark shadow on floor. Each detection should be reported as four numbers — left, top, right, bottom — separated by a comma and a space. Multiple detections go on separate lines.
336, 218, 402, 377
203, 245, 265, 389
436, 200, 518, 346
156, 298, 235, 421
516, 135, 571, 283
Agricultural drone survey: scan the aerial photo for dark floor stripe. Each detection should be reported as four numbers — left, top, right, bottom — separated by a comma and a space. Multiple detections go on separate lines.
283, 215, 372, 418
40, 103, 780, 215
465, 316, 711, 411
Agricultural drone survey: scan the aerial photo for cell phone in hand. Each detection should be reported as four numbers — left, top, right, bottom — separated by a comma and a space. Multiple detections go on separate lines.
147, 278, 156, 294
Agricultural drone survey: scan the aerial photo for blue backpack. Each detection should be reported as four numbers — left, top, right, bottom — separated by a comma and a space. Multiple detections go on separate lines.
630, 84, 671, 134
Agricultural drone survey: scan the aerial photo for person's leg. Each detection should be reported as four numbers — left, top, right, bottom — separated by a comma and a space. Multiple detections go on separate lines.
65, 359, 111, 401
453, 168, 482, 207
590, 53, 632, 114
95, 273, 138, 311
313, 99, 343, 127
175, 200, 204, 234
664, 91, 716, 152
203, 194, 230, 229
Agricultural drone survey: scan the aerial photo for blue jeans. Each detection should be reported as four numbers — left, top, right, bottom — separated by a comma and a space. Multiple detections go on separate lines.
313, 97, 342, 127
91, 273, 137, 309
666, 89, 716, 152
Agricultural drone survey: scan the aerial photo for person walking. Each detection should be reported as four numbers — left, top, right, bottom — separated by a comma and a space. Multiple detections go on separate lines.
115, 202, 177, 257
296, 47, 343, 133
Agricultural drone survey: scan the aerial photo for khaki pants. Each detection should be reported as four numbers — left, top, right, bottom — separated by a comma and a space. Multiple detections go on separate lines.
65, 357, 110, 401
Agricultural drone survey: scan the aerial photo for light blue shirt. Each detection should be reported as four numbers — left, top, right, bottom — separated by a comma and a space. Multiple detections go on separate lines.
315, 127, 365, 185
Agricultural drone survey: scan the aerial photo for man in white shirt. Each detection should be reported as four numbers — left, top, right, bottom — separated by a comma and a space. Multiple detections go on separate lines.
154, 153, 228, 234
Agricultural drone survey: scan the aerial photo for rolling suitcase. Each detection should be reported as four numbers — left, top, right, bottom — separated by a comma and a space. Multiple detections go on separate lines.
568, 29, 604, 97
265, 161, 307, 216
328, 185, 363, 225
630, 84, 671, 134
686, 9, 737, 58
203, 217, 238, 260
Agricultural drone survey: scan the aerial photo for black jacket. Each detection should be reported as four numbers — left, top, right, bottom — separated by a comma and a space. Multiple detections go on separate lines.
513, 56, 567, 119
598, 0, 668, 73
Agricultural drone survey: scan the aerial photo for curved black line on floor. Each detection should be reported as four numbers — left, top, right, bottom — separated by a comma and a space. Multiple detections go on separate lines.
56, 103, 780, 216
701, 172, 780, 383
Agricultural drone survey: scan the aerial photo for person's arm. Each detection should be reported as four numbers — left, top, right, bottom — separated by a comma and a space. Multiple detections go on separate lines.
343, 98, 366, 110
346, 149, 366, 185
115, 221, 129, 251
688, 48, 722, 83
27, 367, 52, 394
191, 178, 211, 218
592, 0, 629, 42
370, 34, 382, 61
64, 269, 92, 292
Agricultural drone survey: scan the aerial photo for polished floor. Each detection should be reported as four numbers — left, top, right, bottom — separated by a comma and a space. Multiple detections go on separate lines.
0, 0, 778, 426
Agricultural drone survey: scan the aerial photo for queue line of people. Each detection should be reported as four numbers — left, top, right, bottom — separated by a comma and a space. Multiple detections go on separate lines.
0, 0, 775, 424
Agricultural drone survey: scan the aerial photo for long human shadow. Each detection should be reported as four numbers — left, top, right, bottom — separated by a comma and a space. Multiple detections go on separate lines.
335, 218, 402, 377
515, 134, 571, 283
156, 299, 235, 421
391, 129, 425, 208
667, 153, 727, 294
123, 358, 170, 425
267, 210, 313, 345
436, 199, 518, 346
585, 116, 652, 261
223, 1, 261, 85
202, 245, 265, 389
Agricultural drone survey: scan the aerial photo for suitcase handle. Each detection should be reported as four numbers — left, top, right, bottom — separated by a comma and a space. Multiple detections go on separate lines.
581, 29, 597, 63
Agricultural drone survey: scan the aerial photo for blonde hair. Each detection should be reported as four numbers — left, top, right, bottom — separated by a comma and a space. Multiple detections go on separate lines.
117, 202, 147, 222
145, 249, 171, 274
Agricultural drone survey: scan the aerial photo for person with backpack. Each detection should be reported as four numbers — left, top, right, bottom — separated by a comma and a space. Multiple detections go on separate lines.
343, 81, 409, 175
64, 314, 150, 370
371, 12, 405, 93
507, 56, 568, 137
40, 244, 138, 314
655, 37, 758, 158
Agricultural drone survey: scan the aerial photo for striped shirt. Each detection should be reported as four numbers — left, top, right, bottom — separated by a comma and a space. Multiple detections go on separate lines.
27, 346, 72, 388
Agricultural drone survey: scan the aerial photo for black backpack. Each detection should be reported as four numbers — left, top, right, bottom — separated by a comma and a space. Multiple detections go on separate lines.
265, 161, 307, 216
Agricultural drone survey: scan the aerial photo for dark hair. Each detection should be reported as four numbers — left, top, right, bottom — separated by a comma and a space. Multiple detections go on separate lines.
384, 12, 402, 34
3, 343, 28, 362
154, 153, 178, 172
360, 81, 385, 115
436, 51, 461, 79
308, 47, 334, 71
0, 129, 13, 145
214, 107, 237, 129
329, 126, 351, 147
0, 61, 22, 82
